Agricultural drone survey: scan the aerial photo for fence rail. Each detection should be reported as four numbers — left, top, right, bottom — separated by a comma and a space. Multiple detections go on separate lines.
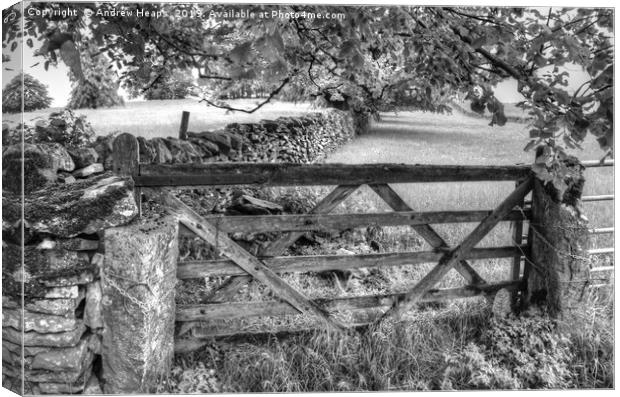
583, 194, 614, 202
582, 159, 614, 168
177, 245, 529, 279
176, 280, 521, 323
135, 163, 532, 187
177, 209, 531, 235
589, 248, 614, 255
588, 227, 614, 235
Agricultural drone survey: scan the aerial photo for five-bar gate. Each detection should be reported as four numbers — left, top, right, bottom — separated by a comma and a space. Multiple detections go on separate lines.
111, 133, 612, 348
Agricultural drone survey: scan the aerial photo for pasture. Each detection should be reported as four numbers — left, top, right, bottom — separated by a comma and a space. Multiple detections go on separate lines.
3, 98, 318, 138
4, 99, 614, 391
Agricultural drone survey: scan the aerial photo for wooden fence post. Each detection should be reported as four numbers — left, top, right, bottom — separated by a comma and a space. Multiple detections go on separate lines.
179, 111, 190, 140
112, 133, 141, 216
524, 161, 590, 317
510, 178, 526, 310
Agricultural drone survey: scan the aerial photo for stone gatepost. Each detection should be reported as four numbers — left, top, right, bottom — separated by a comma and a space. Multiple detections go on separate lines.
101, 214, 178, 393
525, 160, 590, 317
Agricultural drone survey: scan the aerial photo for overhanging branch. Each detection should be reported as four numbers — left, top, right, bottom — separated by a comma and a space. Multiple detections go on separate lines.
199, 76, 291, 114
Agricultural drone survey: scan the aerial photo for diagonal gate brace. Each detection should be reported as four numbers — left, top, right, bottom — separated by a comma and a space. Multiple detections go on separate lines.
376, 176, 534, 324
144, 188, 349, 332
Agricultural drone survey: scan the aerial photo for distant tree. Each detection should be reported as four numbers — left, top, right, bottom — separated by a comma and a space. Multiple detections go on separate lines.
2, 73, 52, 113
140, 69, 195, 100
67, 43, 124, 109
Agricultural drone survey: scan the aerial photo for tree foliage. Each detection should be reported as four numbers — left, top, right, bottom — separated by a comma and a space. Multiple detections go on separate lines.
132, 69, 195, 100
67, 43, 124, 109
4, 3, 614, 186
2, 72, 53, 113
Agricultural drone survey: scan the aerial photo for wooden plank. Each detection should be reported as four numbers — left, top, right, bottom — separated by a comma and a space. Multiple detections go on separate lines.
135, 163, 531, 187
112, 133, 141, 216
582, 159, 614, 167
143, 188, 348, 332
590, 266, 614, 273
369, 184, 487, 286
588, 248, 614, 255
525, 194, 614, 205
177, 209, 531, 235
179, 111, 190, 140
177, 245, 528, 279
520, 213, 535, 306
177, 280, 521, 322
581, 195, 614, 202
206, 185, 360, 302
176, 324, 340, 352
511, 179, 526, 307
377, 176, 534, 323
588, 227, 614, 235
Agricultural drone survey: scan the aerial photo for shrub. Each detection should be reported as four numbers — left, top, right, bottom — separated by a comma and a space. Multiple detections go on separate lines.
441, 315, 575, 390
34, 109, 95, 146
3, 109, 95, 147
2, 73, 52, 113
441, 343, 522, 390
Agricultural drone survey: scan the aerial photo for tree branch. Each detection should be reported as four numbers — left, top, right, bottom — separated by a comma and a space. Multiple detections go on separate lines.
199, 76, 291, 114
443, 7, 513, 30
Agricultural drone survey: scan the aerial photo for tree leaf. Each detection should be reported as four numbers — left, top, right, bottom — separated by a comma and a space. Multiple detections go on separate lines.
230, 42, 253, 64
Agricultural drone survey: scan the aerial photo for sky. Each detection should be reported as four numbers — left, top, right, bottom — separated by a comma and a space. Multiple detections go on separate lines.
1, 3, 596, 107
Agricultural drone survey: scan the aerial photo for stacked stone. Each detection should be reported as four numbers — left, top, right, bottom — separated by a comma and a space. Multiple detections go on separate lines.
2, 141, 104, 196
91, 108, 355, 168
2, 172, 138, 395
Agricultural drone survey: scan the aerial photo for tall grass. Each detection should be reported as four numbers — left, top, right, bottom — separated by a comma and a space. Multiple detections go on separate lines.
165, 295, 613, 392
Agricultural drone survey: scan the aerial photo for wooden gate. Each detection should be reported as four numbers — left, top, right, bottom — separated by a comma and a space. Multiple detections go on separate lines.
112, 133, 544, 344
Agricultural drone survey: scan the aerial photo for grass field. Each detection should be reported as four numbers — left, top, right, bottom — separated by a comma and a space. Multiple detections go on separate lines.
3, 98, 319, 138
3, 99, 613, 391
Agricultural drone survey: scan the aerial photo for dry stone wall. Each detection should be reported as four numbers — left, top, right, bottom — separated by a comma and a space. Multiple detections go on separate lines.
2, 173, 139, 394
93, 108, 355, 167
